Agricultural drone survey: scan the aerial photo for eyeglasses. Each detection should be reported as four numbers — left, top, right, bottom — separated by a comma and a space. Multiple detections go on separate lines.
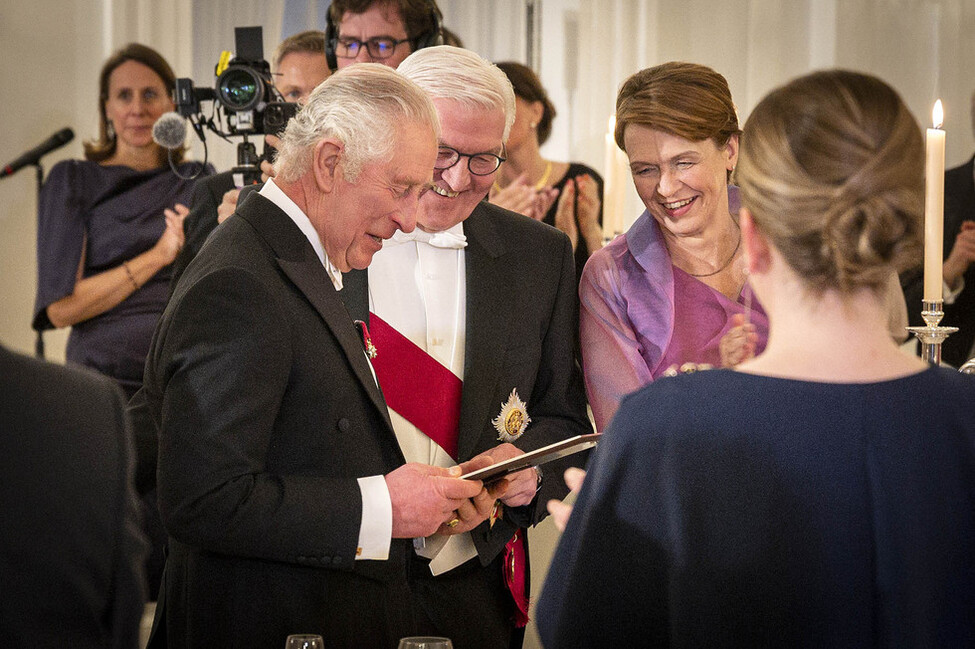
335, 36, 409, 60
434, 145, 506, 176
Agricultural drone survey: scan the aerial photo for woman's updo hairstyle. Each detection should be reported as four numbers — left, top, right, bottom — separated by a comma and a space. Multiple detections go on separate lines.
614, 62, 740, 152
737, 69, 923, 293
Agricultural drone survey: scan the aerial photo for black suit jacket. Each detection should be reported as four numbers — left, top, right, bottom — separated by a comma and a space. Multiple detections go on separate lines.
171, 172, 267, 292
143, 193, 415, 647
170, 170, 236, 290
0, 345, 147, 649
902, 155, 975, 366
357, 201, 593, 566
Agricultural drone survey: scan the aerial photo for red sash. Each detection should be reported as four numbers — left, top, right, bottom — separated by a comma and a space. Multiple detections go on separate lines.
504, 529, 530, 627
367, 313, 461, 459
364, 312, 530, 627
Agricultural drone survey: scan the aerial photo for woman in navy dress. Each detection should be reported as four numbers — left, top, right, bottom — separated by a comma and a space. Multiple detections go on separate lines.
33, 43, 211, 398
538, 70, 975, 647
32, 42, 212, 600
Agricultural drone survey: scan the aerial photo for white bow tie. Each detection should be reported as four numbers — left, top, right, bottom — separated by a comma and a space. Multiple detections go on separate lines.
388, 228, 467, 249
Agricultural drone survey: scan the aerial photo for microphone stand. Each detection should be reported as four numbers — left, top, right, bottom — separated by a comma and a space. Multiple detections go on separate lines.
33, 161, 45, 359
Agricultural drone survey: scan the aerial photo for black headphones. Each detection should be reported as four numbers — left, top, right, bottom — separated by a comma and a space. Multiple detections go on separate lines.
325, 1, 444, 70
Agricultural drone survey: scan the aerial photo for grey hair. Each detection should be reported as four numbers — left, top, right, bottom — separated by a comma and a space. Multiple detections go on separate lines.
397, 45, 516, 143
274, 63, 440, 183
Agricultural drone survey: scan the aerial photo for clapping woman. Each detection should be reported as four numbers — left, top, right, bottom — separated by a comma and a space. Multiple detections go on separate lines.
33, 43, 212, 397
33, 43, 212, 598
538, 69, 975, 647
490, 61, 604, 284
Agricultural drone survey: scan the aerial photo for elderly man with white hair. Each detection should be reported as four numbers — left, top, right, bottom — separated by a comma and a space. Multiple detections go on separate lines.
337, 46, 591, 648
140, 63, 497, 649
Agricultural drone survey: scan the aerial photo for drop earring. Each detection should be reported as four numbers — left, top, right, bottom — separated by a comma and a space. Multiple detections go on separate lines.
106, 121, 116, 140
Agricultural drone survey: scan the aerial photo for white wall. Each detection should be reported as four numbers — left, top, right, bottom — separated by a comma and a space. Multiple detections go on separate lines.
0, 0, 104, 358
527, 0, 975, 232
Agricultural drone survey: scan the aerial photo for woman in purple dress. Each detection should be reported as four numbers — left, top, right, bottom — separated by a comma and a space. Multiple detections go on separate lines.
580, 63, 768, 432
33, 43, 211, 398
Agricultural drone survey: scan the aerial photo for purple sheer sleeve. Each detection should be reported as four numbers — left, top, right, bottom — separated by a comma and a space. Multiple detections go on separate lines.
579, 240, 655, 433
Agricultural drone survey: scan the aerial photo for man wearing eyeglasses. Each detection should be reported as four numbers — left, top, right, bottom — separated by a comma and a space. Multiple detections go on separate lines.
327, 0, 444, 71
343, 47, 591, 649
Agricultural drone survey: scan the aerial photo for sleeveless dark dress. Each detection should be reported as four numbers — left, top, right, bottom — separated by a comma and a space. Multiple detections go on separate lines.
541, 162, 604, 285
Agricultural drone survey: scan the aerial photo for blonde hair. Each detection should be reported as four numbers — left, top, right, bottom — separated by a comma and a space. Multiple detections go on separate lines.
737, 69, 924, 293
274, 63, 439, 183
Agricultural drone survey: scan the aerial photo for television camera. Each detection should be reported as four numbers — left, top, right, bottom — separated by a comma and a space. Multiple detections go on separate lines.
174, 26, 298, 185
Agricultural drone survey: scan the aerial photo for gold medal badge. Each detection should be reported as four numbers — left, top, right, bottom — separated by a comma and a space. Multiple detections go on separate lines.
492, 388, 531, 442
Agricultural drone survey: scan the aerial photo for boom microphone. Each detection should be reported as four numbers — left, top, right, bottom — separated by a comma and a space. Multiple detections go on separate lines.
152, 112, 188, 150
1, 128, 74, 179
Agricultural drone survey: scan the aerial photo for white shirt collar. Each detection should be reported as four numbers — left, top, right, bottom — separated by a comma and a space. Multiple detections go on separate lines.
259, 178, 343, 290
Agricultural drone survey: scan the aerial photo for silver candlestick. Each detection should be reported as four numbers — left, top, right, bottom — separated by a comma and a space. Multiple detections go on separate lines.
906, 300, 958, 365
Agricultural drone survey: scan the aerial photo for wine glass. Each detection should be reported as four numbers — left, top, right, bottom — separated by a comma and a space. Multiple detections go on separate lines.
397, 637, 453, 649
285, 634, 324, 649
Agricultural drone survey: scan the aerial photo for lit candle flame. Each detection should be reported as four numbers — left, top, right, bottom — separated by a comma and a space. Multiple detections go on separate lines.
932, 99, 944, 129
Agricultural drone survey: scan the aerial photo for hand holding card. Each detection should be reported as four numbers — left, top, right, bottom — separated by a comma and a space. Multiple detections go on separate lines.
461, 434, 600, 484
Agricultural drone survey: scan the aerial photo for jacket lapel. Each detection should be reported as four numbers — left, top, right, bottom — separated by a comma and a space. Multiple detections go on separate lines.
457, 204, 512, 461
340, 268, 371, 324
239, 194, 393, 431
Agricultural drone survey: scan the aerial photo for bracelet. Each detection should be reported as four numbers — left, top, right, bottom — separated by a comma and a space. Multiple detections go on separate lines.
122, 261, 140, 290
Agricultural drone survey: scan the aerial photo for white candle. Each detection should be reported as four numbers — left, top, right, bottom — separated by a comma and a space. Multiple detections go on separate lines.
923, 100, 945, 302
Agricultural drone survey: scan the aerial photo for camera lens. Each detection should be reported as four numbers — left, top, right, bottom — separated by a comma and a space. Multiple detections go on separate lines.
217, 66, 263, 111
263, 102, 299, 136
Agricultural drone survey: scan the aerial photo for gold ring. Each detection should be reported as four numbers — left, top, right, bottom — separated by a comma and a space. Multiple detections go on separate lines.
447, 518, 460, 528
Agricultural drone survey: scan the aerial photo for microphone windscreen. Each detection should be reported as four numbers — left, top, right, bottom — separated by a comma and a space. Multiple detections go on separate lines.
152, 112, 187, 149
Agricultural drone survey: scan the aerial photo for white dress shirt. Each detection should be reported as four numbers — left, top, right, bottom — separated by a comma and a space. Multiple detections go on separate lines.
368, 222, 479, 575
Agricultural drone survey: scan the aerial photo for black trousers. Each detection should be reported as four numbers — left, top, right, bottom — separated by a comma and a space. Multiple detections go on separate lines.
408, 552, 518, 649
149, 546, 521, 649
